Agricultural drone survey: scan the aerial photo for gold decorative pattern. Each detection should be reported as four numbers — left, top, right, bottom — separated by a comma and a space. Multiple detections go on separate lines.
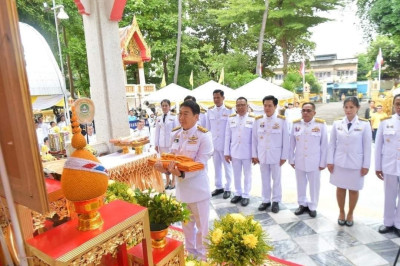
107, 153, 163, 192
31, 197, 70, 232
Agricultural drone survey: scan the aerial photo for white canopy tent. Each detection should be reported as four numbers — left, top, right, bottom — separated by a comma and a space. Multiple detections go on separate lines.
234, 77, 294, 114
192, 80, 236, 102
143, 83, 190, 104
19, 23, 69, 112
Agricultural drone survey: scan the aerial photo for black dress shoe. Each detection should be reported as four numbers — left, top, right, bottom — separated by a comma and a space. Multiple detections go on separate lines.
294, 205, 308, 215
165, 185, 170, 190
230, 196, 242, 203
258, 202, 271, 211
395, 228, 400, 237
211, 188, 224, 197
223, 191, 231, 199
309, 210, 317, 218
271, 202, 280, 213
241, 198, 250, 206
338, 219, 346, 226
345, 220, 353, 227
378, 225, 394, 234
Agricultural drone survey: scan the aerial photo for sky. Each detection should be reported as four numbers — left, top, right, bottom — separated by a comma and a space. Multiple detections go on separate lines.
310, 2, 370, 59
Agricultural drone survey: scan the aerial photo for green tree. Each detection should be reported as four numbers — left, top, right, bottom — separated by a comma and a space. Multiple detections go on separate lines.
366, 36, 400, 79
356, 53, 373, 81
281, 68, 321, 93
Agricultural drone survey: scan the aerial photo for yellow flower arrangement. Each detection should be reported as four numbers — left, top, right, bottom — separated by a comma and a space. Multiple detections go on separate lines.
207, 213, 273, 266
105, 181, 136, 204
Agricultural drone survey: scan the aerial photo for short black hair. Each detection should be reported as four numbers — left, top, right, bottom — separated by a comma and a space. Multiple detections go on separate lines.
368, 100, 375, 104
213, 89, 224, 97
236, 96, 247, 103
262, 95, 278, 106
184, 95, 197, 102
394, 94, 400, 103
180, 100, 200, 115
44, 137, 48, 143
160, 99, 171, 106
302, 102, 316, 110
288, 103, 293, 106
343, 96, 360, 108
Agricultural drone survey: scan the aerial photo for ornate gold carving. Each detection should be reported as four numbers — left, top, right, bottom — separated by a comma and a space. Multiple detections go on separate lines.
68, 222, 144, 265
31, 197, 70, 232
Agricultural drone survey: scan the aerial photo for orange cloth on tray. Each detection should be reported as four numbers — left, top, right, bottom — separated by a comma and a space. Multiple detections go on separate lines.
148, 153, 204, 172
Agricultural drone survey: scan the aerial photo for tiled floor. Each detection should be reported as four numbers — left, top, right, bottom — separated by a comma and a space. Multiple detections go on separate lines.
209, 194, 400, 266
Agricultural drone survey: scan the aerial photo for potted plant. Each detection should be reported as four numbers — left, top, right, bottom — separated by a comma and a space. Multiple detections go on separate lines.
105, 180, 136, 204
207, 213, 273, 266
133, 188, 191, 248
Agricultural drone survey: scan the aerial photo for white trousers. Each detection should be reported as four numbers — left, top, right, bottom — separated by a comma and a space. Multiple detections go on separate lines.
295, 169, 321, 211
232, 158, 252, 198
183, 199, 210, 260
213, 150, 233, 191
383, 174, 400, 228
260, 163, 281, 203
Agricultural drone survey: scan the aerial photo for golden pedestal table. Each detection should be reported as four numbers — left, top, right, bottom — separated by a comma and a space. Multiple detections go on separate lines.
26, 200, 153, 266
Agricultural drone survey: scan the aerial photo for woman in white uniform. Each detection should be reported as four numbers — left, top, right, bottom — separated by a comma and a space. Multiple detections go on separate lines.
327, 97, 372, 226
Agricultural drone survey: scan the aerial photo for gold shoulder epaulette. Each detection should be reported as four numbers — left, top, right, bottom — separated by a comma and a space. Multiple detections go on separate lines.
315, 118, 325, 123
248, 113, 256, 118
200, 107, 206, 114
197, 125, 208, 133
208, 105, 215, 109
229, 113, 237, 117
335, 117, 342, 121
380, 116, 391, 122
358, 117, 368, 122
255, 115, 263, 120
293, 118, 301, 123
170, 113, 176, 116
172, 126, 181, 132
278, 114, 286, 120
225, 104, 232, 110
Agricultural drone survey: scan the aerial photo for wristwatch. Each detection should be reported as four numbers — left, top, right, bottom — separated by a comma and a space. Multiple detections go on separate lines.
179, 171, 185, 178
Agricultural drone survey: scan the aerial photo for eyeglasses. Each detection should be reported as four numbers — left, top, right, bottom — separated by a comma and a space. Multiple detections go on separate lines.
236, 104, 247, 107
301, 109, 313, 113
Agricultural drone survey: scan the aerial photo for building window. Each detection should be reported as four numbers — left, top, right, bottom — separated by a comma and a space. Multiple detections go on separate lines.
327, 72, 331, 77
350, 70, 354, 76
275, 74, 283, 80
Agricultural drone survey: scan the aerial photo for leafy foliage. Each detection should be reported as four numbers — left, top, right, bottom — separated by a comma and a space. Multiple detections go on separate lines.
105, 181, 136, 204
207, 213, 273, 266
134, 189, 190, 227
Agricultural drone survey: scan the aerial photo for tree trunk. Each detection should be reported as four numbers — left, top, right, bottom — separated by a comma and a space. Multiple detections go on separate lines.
62, 26, 75, 98
281, 39, 289, 75
173, 0, 182, 84
256, 0, 270, 77
163, 58, 168, 85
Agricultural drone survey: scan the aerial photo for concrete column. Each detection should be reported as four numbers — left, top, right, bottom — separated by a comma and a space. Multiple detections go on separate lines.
138, 61, 145, 105
82, 0, 129, 153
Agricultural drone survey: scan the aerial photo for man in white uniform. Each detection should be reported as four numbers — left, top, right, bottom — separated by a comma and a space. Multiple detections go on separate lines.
289, 102, 328, 217
224, 97, 255, 206
252, 95, 289, 213
376, 94, 400, 236
154, 99, 178, 189
154, 100, 213, 260
207, 89, 233, 199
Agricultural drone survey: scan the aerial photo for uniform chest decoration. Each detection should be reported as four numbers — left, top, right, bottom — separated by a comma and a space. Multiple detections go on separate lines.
157, 119, 161, 123
295, 126, 301, 132
386, 138, 390, 143
246, 120, 252, 125
231, 120, 236, 124
272, 123, 280, 129
337, 126, 343, 131
169, 118, 174, 121
223, 114, 228, 117
354, 127, 362, 131
387, 125, 394, 128
311, 127, 320, 132
188, 135, 198, 144
174, 134, 180, 143
260, 122, 265, 128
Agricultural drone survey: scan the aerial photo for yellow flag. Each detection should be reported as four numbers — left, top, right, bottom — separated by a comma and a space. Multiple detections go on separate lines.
218, 68, 224, 84
365, 70, 372, 78
189, 70, 193, 87
160, 73, 166, 88
77, 91, 81, 98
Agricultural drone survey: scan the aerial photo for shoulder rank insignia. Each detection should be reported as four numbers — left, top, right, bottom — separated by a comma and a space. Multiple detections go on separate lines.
255, 115, 263, 120
225, 104, 233, 110
380, 116, 391, 122
335, 117, 342, 121
248, 113, 256, 118
200, 108, 206, 114
172, 126, 182, 132
358, 117, 368, 122
293, 118, 301, 123
229, 113, 237, 117
315, 118, 325, 123
208, 105, 215, 109
170, 113, 176, 116
277, 114, 286, 120
197, 125, 208, 133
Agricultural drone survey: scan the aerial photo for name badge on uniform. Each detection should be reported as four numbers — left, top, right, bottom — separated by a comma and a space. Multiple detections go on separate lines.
223, 114, 228, 117
312, 127, 320, 132
354, 128, 362, 131
272, 123, 280, 129
387, 125, 394, 128
337, 127, 343, 131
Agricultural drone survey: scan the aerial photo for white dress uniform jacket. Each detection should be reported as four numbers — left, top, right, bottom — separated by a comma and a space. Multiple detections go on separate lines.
327, 116, 371, 170
199, 109, 207, 128
170, 125, 214, 203
375, 115, 400, 228
252, 113, 289, 164
206, 104, 233, 151
224, 113, 254, 159
289, 118, 328, 171
154, 112, 178, 149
